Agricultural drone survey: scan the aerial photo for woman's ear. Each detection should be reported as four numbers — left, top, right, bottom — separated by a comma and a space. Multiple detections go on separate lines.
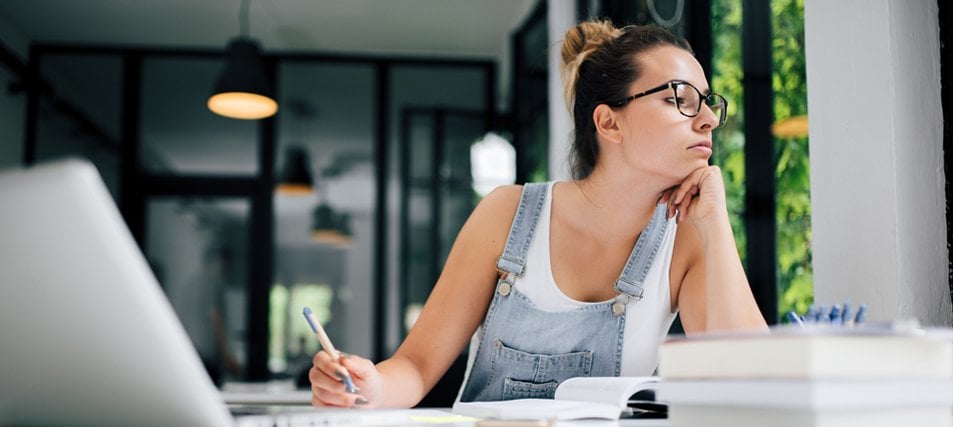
593, 104, 623, 145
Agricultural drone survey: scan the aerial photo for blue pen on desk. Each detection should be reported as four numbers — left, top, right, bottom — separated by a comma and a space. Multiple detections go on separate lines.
854, 304, 867, 324
302, 307, 359, 394
828, 305, 841, 323
839, 303, 851, 325
803, 305, 817, 324
785, 311, 804, 326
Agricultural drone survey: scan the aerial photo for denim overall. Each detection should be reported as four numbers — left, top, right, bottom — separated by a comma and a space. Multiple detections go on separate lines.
458, 183, 671, 402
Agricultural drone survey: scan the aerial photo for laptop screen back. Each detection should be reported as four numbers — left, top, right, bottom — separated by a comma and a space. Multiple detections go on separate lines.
0, 159, 233, 427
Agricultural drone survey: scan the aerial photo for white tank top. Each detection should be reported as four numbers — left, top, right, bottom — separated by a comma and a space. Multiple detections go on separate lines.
514, 181, 679, 375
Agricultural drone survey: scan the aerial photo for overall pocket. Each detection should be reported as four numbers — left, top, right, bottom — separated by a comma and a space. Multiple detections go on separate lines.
490, 339, 593, 400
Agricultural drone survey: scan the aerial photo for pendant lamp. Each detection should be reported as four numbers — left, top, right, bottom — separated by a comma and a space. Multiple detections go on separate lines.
207, 0, 278, 120
311, 203, 352, 247
276, 146, 314, 195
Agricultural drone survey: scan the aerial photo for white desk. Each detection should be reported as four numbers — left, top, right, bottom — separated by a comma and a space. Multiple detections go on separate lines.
228, 407, 668, 426
220, 382, 668, 426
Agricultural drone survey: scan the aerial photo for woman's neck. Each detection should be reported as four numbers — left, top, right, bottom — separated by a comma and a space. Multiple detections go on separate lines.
560, 168, 669, 242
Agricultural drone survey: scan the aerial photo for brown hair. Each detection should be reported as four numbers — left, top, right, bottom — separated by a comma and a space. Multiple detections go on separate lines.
560, 20, 693, 179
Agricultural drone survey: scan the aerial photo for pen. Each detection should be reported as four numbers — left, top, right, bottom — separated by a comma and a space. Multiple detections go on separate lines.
785, 311, 804, 326
803, 304, 816, 324
839, 303, 851, 325
828, 304, 841, 323
854, 304, 867, 324
302, 306, 359, 394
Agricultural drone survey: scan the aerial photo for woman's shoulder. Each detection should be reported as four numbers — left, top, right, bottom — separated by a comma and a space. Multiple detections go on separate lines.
468, 182, 559, 235
474, 184, 524, 220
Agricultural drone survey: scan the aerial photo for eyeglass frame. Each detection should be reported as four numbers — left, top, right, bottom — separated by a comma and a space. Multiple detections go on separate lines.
607, 80, 728, 127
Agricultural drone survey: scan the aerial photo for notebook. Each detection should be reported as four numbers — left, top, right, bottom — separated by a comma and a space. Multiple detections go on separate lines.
0, 159, 441, 427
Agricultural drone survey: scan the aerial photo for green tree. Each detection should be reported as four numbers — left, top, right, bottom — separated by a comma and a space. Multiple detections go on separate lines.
711, 0, 812, 320
771, 0, 813, 317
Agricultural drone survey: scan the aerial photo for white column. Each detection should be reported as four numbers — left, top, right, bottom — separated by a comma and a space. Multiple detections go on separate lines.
805, 0, 949, 325
547, 0, 575, 181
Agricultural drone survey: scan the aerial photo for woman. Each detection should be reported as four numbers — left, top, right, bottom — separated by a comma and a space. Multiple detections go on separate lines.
309, 20, 767, 408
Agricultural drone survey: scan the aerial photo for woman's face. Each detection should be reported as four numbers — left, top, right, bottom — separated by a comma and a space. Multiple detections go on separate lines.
612, 45, 720, 184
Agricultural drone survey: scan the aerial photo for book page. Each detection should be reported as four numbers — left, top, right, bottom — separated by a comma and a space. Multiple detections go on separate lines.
452, 398, 620, 420
554, 376, 659, 407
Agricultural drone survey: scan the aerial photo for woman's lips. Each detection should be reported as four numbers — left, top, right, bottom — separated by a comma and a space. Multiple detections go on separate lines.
688, 141, 712, 154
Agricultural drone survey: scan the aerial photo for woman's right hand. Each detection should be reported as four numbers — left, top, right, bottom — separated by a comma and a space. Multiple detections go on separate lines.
309, 351, 383, 408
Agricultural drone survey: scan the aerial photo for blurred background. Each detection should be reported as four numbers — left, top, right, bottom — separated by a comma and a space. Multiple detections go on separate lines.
0, 0, 823, 406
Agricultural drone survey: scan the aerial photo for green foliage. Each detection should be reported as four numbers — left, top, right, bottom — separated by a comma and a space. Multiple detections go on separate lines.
771, 0, 814, 318
710, 0, 747, 263
711, 0, 813, 320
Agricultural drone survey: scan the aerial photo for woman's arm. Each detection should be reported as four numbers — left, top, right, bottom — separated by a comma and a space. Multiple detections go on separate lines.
669, 166, 768, 333
310, 185, 522, 408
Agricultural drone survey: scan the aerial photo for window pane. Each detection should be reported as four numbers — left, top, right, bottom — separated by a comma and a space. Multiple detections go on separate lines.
710, 0, 747, 263
388, 65, 488, 352
771, 0, 813, 317
145, 197, 250, 386
270, 62, 376, 377
35, 54, 121, 196
141, 57, 258, 175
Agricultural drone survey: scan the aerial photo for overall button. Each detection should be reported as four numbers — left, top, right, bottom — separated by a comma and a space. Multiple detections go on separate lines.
611, 301, 626, 316
498, 282, 511, 296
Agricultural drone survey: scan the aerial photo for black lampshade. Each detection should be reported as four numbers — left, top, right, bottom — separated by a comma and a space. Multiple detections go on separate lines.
207, 37, 278, 120
311, 204, 352, 247
276, 146, 314, 195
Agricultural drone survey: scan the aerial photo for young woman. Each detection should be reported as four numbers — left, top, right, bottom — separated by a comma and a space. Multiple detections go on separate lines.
309, 19, 767, 408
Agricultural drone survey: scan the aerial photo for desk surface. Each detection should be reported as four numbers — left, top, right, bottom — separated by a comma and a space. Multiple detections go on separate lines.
229, 407, 668, 426
220, 383, 668, 427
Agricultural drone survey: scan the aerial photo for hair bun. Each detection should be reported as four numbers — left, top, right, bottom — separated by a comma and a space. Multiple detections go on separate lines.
560, 20, 624, 110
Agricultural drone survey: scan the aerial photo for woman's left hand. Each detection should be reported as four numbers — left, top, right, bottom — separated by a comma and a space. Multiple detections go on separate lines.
666, 165, 730, 229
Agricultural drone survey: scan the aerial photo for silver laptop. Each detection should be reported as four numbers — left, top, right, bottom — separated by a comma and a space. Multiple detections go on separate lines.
0, 159, 473, 427
0, 159, 237, 426
0, 159, 461, 427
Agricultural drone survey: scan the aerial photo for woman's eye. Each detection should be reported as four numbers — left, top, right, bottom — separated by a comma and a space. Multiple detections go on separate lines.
666, 97, 688, 106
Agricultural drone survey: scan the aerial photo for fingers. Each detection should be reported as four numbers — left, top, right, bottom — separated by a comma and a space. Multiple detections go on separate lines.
669, 166, 720, 221
658, 187, 677, 219
309, 351, 368, 407
339, 353, 376, 381
309, 372, 368, 407
673, 168, 705, 205
311, 350, 354, 386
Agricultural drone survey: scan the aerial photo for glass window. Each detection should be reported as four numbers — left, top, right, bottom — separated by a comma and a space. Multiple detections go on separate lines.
771, 0, 812, 317
1, 64, 25, 169
144, 197, 250, 386
141, 57, 258, 175
34, 54, 121, 196
387, 65, 489, 352
269, 62, 376, 377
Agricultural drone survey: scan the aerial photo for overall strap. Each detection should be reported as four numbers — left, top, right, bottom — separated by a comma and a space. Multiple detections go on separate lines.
496, 183, 549, 277
613, 203, 671, 300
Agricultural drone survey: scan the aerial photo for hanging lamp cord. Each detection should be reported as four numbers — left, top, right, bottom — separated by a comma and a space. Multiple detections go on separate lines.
239, 0, 250, 37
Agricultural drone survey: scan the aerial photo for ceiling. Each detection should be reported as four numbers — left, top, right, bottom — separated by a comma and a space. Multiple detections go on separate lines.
0, 0, 538, 58
0, 1, 540, 246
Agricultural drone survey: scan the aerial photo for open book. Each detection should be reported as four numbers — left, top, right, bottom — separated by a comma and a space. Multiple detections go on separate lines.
451, 376, 661, 421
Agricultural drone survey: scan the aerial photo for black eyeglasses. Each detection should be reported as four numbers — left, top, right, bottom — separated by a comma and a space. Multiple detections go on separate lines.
609, 80, 728, 128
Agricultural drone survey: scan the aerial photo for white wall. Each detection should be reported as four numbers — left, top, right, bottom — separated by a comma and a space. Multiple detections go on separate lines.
805, 0, 949, 325
547, 0, 575, 181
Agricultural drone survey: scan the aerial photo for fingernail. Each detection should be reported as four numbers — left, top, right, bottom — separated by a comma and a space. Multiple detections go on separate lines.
354, 396, 369, 405
339, 352, 351, 359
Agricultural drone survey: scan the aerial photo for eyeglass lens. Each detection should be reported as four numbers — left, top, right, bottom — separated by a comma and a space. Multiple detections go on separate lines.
673, 83, 726, 126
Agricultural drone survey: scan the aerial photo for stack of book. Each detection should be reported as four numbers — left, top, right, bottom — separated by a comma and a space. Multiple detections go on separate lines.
656, 322, 953, 427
